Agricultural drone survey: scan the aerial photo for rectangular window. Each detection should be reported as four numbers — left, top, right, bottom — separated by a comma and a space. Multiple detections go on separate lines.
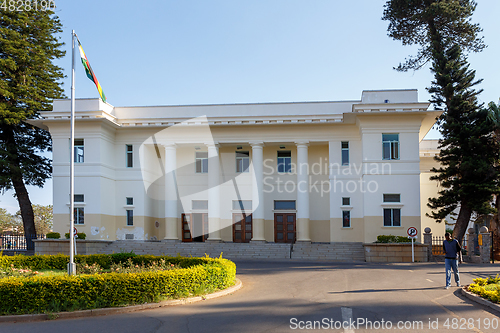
383, 208, 401, 227
195, 152, 208, 173
74, 207, 84, 225
192, 200, 208, 210
126, 210, 133, 226
383, 194, 401, 203
342, 210, 351, 228
74, 139, 84, 163
341, 141, 349, 165
126, 197, 133, 205
74, 194, 84, 202
277, 151, 292, 173
232, 200, 252, 210
342, 197, 350, 206
382, 134, 399, 160
274, 200, 296, 210
236, 151, 250, 173
126, 145, 133, 168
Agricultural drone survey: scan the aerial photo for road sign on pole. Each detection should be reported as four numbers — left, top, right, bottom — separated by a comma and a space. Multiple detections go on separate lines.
407, 227, 418, 263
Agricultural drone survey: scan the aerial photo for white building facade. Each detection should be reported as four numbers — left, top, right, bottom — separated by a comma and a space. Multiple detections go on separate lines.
33, 89, 444, 243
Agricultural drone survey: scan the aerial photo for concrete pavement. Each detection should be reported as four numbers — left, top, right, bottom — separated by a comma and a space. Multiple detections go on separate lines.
1, 261, 499, 333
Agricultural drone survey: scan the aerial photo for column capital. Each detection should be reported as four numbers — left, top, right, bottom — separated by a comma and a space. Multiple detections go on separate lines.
163, 142, 177, 149
204, 142, 219, 148
295, 140, 309, 147
249, 141, 265, 148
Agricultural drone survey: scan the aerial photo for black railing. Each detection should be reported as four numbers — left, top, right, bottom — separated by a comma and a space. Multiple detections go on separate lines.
0, 234, 46, 251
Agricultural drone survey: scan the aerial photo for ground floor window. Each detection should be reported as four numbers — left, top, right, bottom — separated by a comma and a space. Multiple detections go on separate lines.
126, 210, 133, 226
342, 210, 351, 228
74, 207, 84, 225
383, 208, 401, 227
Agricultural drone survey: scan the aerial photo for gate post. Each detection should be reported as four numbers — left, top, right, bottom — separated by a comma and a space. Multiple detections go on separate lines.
423, 227, 432, 262
479, 226, 491, 264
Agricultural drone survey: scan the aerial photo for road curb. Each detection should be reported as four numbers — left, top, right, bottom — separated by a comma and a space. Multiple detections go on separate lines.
461, 285, 500, 314
0, 277, 242, 323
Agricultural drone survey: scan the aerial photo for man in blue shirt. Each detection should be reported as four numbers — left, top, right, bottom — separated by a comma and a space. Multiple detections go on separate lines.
443, 232, 463, 289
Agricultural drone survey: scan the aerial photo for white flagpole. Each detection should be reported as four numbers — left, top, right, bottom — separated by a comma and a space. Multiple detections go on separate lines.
68, 30, 76, 275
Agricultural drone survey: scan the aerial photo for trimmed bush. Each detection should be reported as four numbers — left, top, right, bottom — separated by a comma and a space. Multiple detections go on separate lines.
0, 254, 236, 315
64, 232, 87, 240
45, 232, 60, 239
468, 275, 500, 304
375, 235, 412, 243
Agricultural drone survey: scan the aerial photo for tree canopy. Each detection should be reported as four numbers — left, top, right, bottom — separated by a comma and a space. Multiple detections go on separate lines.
0, 9, 65, 240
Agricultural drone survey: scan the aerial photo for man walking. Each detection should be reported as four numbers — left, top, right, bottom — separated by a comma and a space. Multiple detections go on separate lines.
443, 232, 462, 289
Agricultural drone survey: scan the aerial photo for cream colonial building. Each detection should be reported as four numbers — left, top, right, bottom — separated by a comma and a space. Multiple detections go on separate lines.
33, 89, 443, 244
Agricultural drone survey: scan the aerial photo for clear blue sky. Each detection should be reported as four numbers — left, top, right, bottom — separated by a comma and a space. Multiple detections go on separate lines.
1, 0, 499, 214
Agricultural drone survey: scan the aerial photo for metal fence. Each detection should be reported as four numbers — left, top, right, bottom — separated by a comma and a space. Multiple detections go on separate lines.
0, 234, 45, 251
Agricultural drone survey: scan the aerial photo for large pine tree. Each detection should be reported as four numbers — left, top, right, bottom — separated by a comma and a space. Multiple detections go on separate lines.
382, 0, 499, 243
0, 9, 65, 246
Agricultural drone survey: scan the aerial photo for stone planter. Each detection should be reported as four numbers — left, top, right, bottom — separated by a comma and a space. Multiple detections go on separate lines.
364, 243, 428, 262
33, 239, 113, 255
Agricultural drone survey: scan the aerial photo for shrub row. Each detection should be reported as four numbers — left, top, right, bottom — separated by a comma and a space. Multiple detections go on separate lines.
468, 275, 500, 304
375, 235, 413, 243
0, 254, 236, 315
0, 253, 213, 270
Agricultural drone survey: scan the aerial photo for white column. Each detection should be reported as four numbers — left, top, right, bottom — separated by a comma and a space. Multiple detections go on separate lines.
207, 143, 221, 241
250, 141, 265, 241
164, 143, 178, 241
296, 141, 310, 242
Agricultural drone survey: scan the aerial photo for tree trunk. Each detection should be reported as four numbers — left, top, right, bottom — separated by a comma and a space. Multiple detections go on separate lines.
3, 126, 37, 247
453, 203, 472, 245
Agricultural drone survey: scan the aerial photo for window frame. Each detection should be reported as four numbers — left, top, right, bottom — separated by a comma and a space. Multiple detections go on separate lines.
195, 152, 208, 173
341, 141, 349, 166
382, 133, 400, 160
126, 144, 133, 168
74, 207, 85, 225
236, 151, 250, 173
126, 209, 133, 226
74, 138, 84, 163
383, 208, 401, 227
277, 151, 292, 173
342, 210, 351, 228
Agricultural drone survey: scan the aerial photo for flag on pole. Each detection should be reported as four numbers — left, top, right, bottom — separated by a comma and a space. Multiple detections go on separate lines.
77, 38, 106, 103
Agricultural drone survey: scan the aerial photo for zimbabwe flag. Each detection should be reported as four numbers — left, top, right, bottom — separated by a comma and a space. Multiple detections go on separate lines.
77, 39, 106, 103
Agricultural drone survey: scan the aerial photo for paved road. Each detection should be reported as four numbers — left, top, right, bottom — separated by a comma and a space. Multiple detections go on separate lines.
1, 261, 500, 333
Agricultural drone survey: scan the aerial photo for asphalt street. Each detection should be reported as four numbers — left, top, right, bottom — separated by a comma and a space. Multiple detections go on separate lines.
1, 260, 499, 333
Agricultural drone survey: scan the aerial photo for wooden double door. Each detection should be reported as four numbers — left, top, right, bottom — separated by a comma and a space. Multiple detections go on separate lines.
233, 213, 252, 243
274, 213, 296, 243
182, 213, 208, 242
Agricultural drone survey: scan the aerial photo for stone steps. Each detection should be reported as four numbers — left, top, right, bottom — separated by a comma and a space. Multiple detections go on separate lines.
97, 241, 367, 261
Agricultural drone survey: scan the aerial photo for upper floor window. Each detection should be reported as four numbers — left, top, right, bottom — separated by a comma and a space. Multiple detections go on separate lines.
277, 151, 292, 173
383, 194, 400, 203
341, 141, 349, 165
126, 145, 133, 168
195, 152, 208, 173
274, 200, 296, 210
236, 151, 250, 173
342, 197, 350, 206
382, 134, 399, 160
232, 200, 252, 211
74, 194, 84, 202
74, 139, 84, 163
126, 197, 133, 205
192, 200, 208, 210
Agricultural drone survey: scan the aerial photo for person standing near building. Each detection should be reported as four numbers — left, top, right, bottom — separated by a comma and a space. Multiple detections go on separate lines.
443, 232, 462, 289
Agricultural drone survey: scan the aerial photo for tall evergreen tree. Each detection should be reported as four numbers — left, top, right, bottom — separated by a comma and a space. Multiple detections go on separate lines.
382, 0, 499, 243
0, 9, 65, 245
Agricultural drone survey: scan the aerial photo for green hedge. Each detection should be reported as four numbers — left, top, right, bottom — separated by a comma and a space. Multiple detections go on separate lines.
375, 235, 413, 243
0, 255, 236, 315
